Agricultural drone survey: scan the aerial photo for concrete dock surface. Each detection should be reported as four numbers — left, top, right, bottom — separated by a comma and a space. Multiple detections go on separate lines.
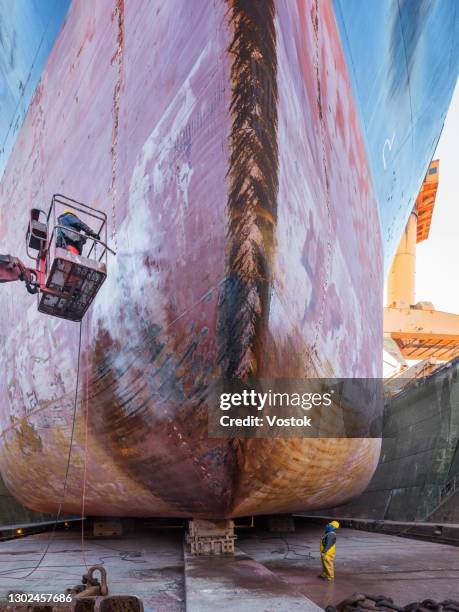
185, 549, 321, 611
0, 523, 457, 610
0, 530, 184, 611
237, 524, 459, 608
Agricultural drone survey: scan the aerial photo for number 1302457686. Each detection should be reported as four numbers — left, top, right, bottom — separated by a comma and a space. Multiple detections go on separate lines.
8, 593, 73, 603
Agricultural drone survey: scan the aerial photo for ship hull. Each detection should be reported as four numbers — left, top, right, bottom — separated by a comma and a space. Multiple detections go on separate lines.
0, 0, 456, 518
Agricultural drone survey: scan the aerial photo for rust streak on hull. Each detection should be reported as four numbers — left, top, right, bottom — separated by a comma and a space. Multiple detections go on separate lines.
218, 0, 279, 381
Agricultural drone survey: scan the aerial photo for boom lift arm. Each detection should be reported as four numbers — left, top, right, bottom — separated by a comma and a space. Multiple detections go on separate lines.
0, 254, 38, 294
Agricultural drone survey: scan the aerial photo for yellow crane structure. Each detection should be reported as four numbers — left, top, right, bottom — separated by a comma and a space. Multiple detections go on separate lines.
384, 159, 459, 368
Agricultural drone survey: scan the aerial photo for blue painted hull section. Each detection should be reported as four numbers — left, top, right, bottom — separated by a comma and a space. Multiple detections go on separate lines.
0, 0, 70, 180
334, 0, 458, 270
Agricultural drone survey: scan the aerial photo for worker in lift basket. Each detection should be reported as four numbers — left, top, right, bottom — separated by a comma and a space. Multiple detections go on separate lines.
318, 520, 340, 581
56, 209, 100, 255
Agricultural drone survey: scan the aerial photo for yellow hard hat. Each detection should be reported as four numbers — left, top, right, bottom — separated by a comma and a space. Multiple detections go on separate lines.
329, 520, 340, 529
63, 208, 76, 215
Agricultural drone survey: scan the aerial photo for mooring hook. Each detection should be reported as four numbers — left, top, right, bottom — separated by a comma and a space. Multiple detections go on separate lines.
87, 565, 108, 596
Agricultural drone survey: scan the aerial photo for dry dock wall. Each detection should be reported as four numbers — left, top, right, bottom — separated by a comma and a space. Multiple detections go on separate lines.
0, 476, 50, 527
318, 357, 459, 522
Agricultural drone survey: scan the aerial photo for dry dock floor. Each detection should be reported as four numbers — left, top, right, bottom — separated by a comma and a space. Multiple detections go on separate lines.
0, 524, 457, 610
238, 524, 459, 608
0, 530, 184, 611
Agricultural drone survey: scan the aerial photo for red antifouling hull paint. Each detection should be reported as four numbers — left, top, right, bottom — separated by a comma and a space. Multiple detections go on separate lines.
0, 0, 381, 518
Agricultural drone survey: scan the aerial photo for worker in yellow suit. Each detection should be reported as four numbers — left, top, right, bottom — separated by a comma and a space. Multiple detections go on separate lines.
319, 520, 340, 580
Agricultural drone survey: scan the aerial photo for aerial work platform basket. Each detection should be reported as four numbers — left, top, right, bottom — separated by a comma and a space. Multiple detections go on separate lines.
26, 194, 114, 322
38, 247, 107, 321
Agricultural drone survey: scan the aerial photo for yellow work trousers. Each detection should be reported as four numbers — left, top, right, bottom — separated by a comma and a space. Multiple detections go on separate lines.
320, 552, 335, 580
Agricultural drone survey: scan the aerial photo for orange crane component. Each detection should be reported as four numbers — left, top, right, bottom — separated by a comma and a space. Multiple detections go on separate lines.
416, 159, 439, 243
384, 160, 459, 364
